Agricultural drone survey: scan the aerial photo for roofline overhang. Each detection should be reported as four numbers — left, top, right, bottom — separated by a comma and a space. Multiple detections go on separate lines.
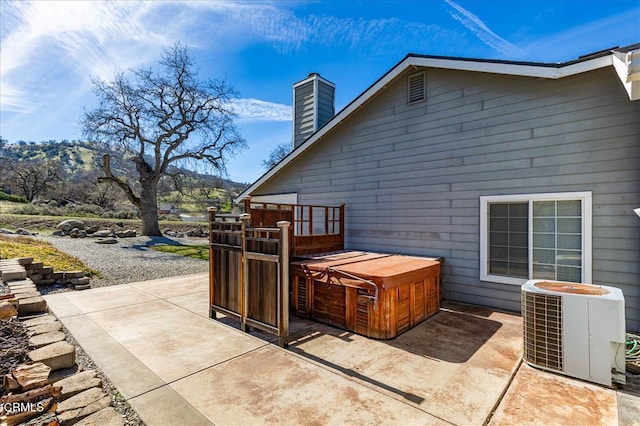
235, 49, 629, 204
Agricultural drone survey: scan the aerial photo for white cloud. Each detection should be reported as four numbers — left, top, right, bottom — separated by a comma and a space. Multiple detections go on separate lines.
444, 0, 526, 58
231, 98, 291, 123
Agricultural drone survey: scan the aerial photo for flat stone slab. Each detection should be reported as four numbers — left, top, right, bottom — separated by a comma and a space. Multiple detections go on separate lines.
1, 269, 28, 281
65, 271, 86, 279
75, 407, 124, 426
16, 291, 42, 300
56, 370, 102, 401
58, 387, 106, 412
10, 286, 39, 295
28, 321, 62, 335
17, 296, 47, 315
72, 277, 91, 286
28, 341, 76, 371
7, 278, 35, 287
48, 365, 81, 384
29, 331, 66, 348
22, 314, 58, 327
74, 284, 92, 291
57, 388, 111, 425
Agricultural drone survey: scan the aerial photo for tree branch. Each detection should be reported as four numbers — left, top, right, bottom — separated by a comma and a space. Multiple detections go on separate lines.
98, 154, 141, 208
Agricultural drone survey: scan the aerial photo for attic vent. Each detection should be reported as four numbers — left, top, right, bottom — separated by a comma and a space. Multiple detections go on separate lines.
408, 71, 425, 104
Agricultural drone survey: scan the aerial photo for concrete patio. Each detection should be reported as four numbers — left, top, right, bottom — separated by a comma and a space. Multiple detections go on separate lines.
44, 273, 639, 425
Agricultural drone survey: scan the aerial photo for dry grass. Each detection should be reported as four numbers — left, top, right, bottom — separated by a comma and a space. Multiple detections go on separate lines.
0, 234, 99, 276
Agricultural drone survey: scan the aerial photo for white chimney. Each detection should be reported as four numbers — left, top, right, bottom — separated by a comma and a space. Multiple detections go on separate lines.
292, 73, 335, 148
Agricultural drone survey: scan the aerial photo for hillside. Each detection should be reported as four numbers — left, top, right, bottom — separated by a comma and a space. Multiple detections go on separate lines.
0, 140, 248, 213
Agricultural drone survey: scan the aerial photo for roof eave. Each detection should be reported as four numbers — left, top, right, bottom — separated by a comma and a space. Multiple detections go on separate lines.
234, 52, 619, 204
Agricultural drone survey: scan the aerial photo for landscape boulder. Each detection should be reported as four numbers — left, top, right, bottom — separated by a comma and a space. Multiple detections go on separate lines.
186, 227, 207, 237
85, 225, 99, 234
115, 229, 136, 238
16, 228, 34, 236
70, 229, 87, 238
57, 219, 85, 233
95, 238, 117, 245
0, 228, 16, 234
91, 230, 115, 238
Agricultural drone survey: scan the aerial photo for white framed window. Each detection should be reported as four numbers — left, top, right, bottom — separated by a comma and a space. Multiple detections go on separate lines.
480, 192, 592, 285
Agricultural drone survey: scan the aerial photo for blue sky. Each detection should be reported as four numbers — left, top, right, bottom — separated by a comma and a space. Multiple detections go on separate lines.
1, 1, 639, 183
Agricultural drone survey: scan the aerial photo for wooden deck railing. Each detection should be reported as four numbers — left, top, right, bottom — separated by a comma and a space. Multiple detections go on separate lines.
243, 200, 345, 257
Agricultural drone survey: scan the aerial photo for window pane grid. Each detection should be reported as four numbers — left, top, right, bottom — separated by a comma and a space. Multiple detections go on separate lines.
531, 200, 582, 282
488, 202, 528, 278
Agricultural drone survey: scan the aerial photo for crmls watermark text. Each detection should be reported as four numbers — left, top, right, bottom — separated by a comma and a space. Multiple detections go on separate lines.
1, 401, 46, 415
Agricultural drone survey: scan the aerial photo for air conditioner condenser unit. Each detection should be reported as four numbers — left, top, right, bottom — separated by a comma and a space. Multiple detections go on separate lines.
521, 279, 626, 387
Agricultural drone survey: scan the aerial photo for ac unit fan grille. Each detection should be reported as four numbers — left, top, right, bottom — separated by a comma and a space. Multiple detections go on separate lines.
523, 291, 563, 371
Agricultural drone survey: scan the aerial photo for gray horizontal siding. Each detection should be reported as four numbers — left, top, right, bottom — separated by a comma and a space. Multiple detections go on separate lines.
257, 66, 640, 331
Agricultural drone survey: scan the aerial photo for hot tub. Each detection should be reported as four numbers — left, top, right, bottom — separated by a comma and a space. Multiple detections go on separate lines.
290, 251, 442, 339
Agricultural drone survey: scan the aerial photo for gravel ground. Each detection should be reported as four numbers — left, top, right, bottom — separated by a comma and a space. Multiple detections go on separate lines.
38, 235, 209, 288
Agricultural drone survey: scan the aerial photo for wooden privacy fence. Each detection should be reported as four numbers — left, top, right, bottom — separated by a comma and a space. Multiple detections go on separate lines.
208, 208, 290, 347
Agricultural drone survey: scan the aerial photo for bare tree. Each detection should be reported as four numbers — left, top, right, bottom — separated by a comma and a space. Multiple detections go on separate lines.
262, 142, 291, 170
3, 159, 63, 202
81, 43, 245, 235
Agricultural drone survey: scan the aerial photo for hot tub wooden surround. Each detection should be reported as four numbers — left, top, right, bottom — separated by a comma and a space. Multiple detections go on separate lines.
211, 201, 443, 341
291, 251, 442, 339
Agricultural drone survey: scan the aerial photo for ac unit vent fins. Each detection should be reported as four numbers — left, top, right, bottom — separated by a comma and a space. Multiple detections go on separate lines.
523, 290, 563, 371
408, 72, 425, 104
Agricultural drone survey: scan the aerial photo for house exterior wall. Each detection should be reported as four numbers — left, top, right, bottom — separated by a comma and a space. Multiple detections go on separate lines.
256, 66, 640, 331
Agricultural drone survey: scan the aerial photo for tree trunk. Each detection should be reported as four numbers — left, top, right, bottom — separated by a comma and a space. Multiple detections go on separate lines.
139, 181, 161, 236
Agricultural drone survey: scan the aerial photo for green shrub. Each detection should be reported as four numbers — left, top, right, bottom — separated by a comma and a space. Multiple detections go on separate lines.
0, 191, 28, 204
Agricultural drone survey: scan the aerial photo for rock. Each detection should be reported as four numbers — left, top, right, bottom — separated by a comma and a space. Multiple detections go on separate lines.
29, 331, 66, 348
56, 370, 102, 401
77, 230, 87, 238
0, 228, 16, 234
115, 229, 136, 238
58, 220, 85, 232
56, 388, 111, 425
53, 230, 66, 236
186, 227, 207, 237
1, 268, 27, 281
91, 230, 114, 238
28, 341, 76, 371
71, 277, 90, 286
16, 228, 33, 235
95, 238, 118, 245
9, 285, 38, 294
15, 291, 42, 300
56, 219, 85, 232
85, 225, 99, 234
17, 296, 47, 315
48, 364, 80, 383
17, 257, 34, 265
0, 300, 18, 319
28, 321, 62, 335
65, 271, 86, 279
75, 407, 124, 426
74, 284, 91, 290
115, 221, 124, 228
22, 314, 57, 327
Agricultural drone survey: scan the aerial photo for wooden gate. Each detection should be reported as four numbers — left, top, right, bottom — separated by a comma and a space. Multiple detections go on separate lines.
208, 208, 290, 347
